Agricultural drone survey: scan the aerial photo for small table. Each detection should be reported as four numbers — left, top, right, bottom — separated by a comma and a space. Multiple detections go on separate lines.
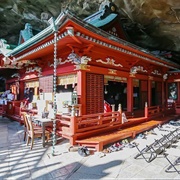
33, 117, 54, 147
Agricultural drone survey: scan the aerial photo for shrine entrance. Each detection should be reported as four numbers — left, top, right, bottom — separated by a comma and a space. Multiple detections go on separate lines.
104, 81, 127, 111
151, 81, 162, 106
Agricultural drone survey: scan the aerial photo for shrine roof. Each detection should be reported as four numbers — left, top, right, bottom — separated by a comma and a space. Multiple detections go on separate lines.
87, 13, 118, 28
5, 10, 180, 70
84, 9, 118, 28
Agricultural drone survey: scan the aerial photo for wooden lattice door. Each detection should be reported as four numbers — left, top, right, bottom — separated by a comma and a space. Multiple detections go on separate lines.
39, 75, 53, 93
86, 73, 104, 114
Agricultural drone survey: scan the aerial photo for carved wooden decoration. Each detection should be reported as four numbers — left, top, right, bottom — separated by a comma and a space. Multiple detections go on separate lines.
96, 57, 123, 67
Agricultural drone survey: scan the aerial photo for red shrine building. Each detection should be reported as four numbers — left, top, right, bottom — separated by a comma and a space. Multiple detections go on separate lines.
0, 3, 180, 118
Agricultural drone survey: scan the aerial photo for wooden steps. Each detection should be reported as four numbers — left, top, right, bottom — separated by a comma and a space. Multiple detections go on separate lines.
76, 116, 174, 151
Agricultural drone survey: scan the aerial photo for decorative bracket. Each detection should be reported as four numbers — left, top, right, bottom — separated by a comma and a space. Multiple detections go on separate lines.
130, 65, 147, 76
148, 76, 153, 80
49, 58, 62, 67
25, 66, 42, 76
108, 69, 117, 75
151, 70, 162, 75
66, 27, 82, 44
163, 73, 168, 81
96, 57, 123, 67
11, 73, 20, 80
74, 64, 90, 70
61, 53, 91, 65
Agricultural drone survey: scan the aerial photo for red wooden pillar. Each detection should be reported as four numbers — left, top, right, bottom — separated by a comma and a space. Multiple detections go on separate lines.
77, 70, 86, 115
148, 77, 152, 106
69, 116, 76, 145
145, 102, 148, 118
178, 82, 180, 102
165, 81, 168, 102
162, 80, 165, 105
127, 77, 133, 112
5, 83, 8, 90
19, 81, 24, 100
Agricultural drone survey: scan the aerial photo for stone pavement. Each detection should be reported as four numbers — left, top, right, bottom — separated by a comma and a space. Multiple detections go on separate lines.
0, 117, 180, 180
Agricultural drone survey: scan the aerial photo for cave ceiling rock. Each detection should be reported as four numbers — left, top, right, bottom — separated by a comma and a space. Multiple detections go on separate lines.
0, 0, 180, 64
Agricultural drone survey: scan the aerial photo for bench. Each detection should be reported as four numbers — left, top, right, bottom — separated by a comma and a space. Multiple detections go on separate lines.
76, 117, 173, 151
54, 111, 123, 145
76, 128, 134, 151
46, 104, 177, 151
53, 110, 147, 151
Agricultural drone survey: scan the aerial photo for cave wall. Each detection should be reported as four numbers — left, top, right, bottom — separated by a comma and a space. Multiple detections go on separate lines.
0, 0, 180, 62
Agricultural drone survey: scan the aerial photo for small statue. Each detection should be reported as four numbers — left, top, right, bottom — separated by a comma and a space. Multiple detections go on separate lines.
18, 23, 34, 45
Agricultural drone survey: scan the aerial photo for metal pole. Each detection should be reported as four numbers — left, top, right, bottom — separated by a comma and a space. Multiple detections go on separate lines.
52, 19, 57, 156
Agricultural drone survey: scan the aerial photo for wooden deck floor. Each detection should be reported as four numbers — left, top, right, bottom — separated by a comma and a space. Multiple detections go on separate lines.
76, 115, 176, 151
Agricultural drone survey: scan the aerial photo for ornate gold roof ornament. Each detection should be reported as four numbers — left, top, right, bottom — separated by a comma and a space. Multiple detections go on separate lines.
96, 57, 123, 67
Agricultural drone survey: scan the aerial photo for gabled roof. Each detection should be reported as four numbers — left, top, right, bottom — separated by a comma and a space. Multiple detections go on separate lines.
5, 10, 180, 70
84, 7, 129, 42
84, 8, 118, 28
86, 13, 118, 28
